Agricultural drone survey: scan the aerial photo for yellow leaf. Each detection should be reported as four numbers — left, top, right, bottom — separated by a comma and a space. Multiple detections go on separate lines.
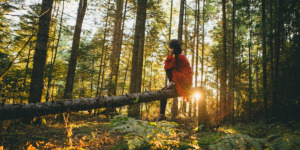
27, 144, 36, 150
35, 141, 39, 147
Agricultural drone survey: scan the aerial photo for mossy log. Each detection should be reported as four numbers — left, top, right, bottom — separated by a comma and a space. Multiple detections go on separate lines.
0, 87, 203, 120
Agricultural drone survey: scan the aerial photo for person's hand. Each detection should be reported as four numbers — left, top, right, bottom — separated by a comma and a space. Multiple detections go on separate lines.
169, 48, 174, 56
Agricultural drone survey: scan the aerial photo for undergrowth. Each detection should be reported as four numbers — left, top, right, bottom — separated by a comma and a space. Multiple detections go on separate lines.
110, 115, 300, 150
1, 113, 300, 150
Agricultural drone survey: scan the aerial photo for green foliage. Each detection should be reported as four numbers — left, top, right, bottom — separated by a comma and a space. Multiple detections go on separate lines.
133, 97, 139, 103
109, 144, 129, 150
197, 132, 224, 146
110, 115, 177, 150
203, 123, 300, 150
177, 141, 195, 150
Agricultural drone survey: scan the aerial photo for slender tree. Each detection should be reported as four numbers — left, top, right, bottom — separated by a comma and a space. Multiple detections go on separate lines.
165, 0, 173, 87
220, 0, 227, 120
269, 0, 274, 119
109, 0, 124, 96
96, 1, 111, 97
229, 0, 235, 125
273, 0, 281, 119
247, 0, 253, 122
198, 0, 209, 126
29, 0, 54, 103
46, 0, 65, 102
262, 0, 267, 118
128, 0, 148, 118
201, 0, 205, 87
178, 0, 185, 45
63, 0, 87, 99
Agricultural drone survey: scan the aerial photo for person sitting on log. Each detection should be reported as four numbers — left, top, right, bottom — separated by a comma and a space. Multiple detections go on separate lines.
159, 39, 193, 120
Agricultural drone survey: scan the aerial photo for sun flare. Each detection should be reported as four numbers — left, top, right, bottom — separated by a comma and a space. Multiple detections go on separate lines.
194, 93, 201, 100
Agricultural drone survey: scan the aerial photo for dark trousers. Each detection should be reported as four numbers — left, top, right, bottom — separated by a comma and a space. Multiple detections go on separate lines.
160, 69, 173, 116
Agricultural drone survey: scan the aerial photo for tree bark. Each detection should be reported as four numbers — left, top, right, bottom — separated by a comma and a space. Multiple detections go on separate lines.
0, 87, 204, 120
178, 0, 185, 45
198, 0, 208, 126
247, 0, 253, 122
96, 1, 111, 97
201, 0, 205, 87
136, 5, 147, 94
190, 6, 197, 118
230, 0, 235, 125
109, 0, 124, 96
166, 0, 173, 87
46, 0, 64, 102
195, 0, 200, 88
63, 0, 87, 99
128, 0, 147, 118
273, 0, 281, 119
28, 0, 54, 103
269, 0, 274, 119
23, 42, 32, 87
100, 47, 109, 95
122, 52, 131, 95
220, 0, 227, 120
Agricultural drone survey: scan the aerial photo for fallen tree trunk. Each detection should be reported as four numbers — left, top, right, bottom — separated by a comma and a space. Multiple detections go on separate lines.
0, 87, 203, 120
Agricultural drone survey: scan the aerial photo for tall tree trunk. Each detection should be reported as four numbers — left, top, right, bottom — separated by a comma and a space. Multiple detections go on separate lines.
96, 2, 111, 97
201, 0, 205, 87
106, 0, 124, 116
220, 0, 227, 120
178, 0, 185, 45
190, 7, 197, 118
23, 42, 32, 87
166, 0, 173, 87
273, 0, 281, 119
120, 0, 128, 94
195, 0, 200, 88
193, 0, 200, 119
90, 48, 96, 97
128, 0, 147, 118
229, 0, 235, 125
122, 52, 131, 95
63, 0, 87, 99
247, 0, 253, 122
46, 0, 64, 102
216, 63, 219, 119
109, 0, 124, 96
262, 0, 267, 118
136, 10, 146, 94
100, 48, 108, 95
269, 0, 274, 119
198, 0, 208, 126
29, 0, 54, 103
236, 32, 241, 120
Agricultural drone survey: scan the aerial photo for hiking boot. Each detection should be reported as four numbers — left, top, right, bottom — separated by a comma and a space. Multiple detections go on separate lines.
161, 81, 175, 91
157, 114, 166, 121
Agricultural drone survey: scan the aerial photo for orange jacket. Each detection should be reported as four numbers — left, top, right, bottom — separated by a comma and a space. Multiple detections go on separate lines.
164, 54, 192, 99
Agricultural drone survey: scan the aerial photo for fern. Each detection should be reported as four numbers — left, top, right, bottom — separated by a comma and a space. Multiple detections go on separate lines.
109, 115, 177, 150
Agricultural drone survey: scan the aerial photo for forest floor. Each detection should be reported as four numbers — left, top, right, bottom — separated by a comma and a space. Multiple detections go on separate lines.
1, 112, 300, 150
